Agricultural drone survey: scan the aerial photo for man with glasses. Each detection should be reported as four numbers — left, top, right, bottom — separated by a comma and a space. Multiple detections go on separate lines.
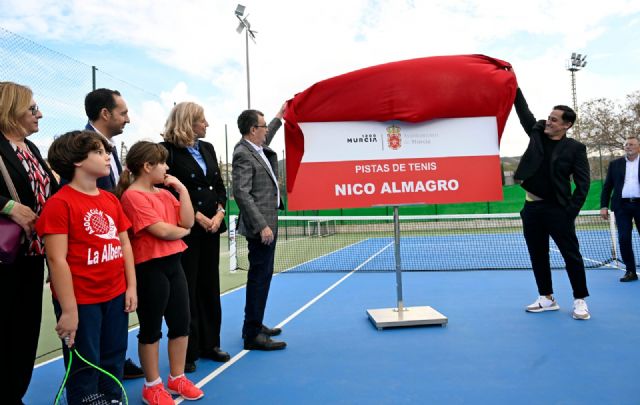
232, 105, 287, 350
601, 136, 640, 282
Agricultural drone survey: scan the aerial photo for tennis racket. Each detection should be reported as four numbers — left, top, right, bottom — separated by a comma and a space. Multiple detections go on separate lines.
54, 338, 129, 405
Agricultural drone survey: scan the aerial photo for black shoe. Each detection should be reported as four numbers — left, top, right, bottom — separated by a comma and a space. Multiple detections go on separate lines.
123, 358, 144, 379
185, 361, 197, 373
244, 333, 286, 351
201, 347, 231, 362
620, 272, 638, 282
261, 324, 282, 336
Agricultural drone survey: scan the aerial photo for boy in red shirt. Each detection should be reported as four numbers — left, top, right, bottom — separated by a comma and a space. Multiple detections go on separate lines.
36, 130, 137, 403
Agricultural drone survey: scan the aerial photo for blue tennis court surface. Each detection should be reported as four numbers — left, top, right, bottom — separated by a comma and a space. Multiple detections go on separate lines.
25, 266, 640, 404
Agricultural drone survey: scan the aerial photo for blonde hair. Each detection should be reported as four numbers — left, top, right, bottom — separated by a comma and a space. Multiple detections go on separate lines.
115, 141, 169, 198
0, 81, 33, 135
161, 102, 204, 148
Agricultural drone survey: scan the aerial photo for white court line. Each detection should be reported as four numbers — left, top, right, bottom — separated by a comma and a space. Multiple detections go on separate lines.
549, 247, 622, 270
174, 240, 395, 403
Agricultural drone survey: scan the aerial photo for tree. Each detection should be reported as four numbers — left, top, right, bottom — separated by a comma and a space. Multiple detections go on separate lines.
579, 90, 640, 154
578, 90, 640, 180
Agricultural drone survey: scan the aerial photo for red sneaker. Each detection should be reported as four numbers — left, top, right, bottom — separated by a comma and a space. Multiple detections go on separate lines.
141, 383, 174, 405
166, 375, 204, 401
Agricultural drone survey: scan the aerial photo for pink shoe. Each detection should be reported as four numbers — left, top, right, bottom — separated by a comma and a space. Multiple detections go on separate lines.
141, 383, 174, 405
167, 375, 204, 401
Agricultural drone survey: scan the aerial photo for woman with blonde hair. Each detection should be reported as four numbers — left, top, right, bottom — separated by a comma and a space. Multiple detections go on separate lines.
161, 102, 229, 372
0, 81, 59, 404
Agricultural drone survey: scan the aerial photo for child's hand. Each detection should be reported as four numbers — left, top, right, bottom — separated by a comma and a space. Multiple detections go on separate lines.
56, 311, 78, 347
163, 174, 185, 192
125, 286, 138, 313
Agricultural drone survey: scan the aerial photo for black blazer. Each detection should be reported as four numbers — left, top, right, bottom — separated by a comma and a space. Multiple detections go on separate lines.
601, 157, 635, 212
0, 133, 60, 237
513, 88, 590, 216
161, 140, 227, 234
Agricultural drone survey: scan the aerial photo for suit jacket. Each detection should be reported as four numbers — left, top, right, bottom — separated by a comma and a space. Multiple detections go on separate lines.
0, 133, 60, 241
600, 157, 637, 212
513, 88, 590, 216
232, 118, 283, 237
161, 140, 227, 234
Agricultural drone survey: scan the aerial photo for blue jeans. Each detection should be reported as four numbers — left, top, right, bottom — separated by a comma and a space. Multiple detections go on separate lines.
53, 293, 128, 403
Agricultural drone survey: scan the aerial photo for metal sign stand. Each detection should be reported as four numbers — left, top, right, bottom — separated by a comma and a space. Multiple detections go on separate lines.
367, 206, 448, 329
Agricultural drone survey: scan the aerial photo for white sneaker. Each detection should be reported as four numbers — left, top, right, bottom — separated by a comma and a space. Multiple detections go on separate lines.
526, 296, 560, 313
572, 299, 590, 320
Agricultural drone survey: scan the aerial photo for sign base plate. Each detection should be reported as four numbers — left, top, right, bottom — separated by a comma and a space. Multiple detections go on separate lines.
366, 306, 447, 330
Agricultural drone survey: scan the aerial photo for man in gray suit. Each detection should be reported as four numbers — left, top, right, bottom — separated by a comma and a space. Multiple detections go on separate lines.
233, 105, 286, 350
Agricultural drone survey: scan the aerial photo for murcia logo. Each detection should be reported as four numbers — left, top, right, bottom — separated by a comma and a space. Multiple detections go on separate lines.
387, 125, 402, 150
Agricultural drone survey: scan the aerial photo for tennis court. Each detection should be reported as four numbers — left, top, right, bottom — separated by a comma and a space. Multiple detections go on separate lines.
23, 211, 640, 404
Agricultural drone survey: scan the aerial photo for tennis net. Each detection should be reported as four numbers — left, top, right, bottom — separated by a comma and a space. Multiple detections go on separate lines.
229, 211, 628, 273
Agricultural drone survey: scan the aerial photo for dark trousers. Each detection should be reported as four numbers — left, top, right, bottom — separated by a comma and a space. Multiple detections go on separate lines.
521, 201, 589, 299
182, 228, 222, 362
53, 293, 128, 402
243, 231, 278, 339
136, 253, 190, 344
1, 255, 44, 405
614, 201, 640, 273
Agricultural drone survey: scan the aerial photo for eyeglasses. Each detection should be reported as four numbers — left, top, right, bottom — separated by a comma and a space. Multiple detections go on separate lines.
253, 125, 268, 129
28, 104, 39, 116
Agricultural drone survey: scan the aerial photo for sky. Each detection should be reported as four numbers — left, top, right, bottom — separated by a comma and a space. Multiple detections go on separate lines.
1, 0, 640, 161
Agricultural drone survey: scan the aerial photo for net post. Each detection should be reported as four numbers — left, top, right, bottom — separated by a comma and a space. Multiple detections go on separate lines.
229, 215, 237, 273
609, 211, 620, 268
393, 206, 404, 312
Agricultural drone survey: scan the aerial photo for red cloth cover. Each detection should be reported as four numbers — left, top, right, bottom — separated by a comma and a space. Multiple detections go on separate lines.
283, 54, 517, 193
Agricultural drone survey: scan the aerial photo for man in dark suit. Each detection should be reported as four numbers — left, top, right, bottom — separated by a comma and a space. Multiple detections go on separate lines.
84, 88, 143, 378
600, 136, 640, 282
514, 87, 591, 320
84, 88, 129, 191
232, 106, 286, 351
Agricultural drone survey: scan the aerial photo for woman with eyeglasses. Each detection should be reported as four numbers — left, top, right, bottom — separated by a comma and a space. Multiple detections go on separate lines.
0, 81, 59, 404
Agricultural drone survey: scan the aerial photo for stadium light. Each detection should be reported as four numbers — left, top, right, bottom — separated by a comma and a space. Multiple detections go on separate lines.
235, 4, 257, 109
566, 52, 587, 139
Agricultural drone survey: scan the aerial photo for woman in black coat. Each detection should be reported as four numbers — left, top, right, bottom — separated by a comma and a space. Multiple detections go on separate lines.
161, 102, 229, 372
0, 81, 59, 404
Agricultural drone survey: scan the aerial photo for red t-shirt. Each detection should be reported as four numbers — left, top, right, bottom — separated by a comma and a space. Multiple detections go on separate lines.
120, 188, 187, 264
36, 186, 131, 304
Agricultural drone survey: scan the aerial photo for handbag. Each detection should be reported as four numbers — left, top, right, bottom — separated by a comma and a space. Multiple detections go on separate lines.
0, 154, 24, 264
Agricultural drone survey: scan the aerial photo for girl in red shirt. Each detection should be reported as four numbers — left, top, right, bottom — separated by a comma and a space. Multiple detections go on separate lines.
117, 141, 203, 404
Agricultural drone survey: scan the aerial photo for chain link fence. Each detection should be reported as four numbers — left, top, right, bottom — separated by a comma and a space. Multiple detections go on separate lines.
1, 26, 166, 160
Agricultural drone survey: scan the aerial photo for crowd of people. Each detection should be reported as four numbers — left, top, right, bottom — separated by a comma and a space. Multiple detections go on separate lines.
1, 77, 637, 405
1, 81, 286, 405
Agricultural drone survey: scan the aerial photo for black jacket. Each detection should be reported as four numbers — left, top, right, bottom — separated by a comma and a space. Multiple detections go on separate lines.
513, 88, 590, 216
0, 133, 60, 248
600, 157, 635, 212
161, 140, 227, 234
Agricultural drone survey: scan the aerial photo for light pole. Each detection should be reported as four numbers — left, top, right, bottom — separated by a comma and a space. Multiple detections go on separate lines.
235, 4, 257, 109
566, 52, 587, 138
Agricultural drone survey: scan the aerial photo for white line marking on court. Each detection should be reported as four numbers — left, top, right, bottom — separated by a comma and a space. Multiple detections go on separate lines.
549, 247, 622, 269
175, 240, 395, 402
